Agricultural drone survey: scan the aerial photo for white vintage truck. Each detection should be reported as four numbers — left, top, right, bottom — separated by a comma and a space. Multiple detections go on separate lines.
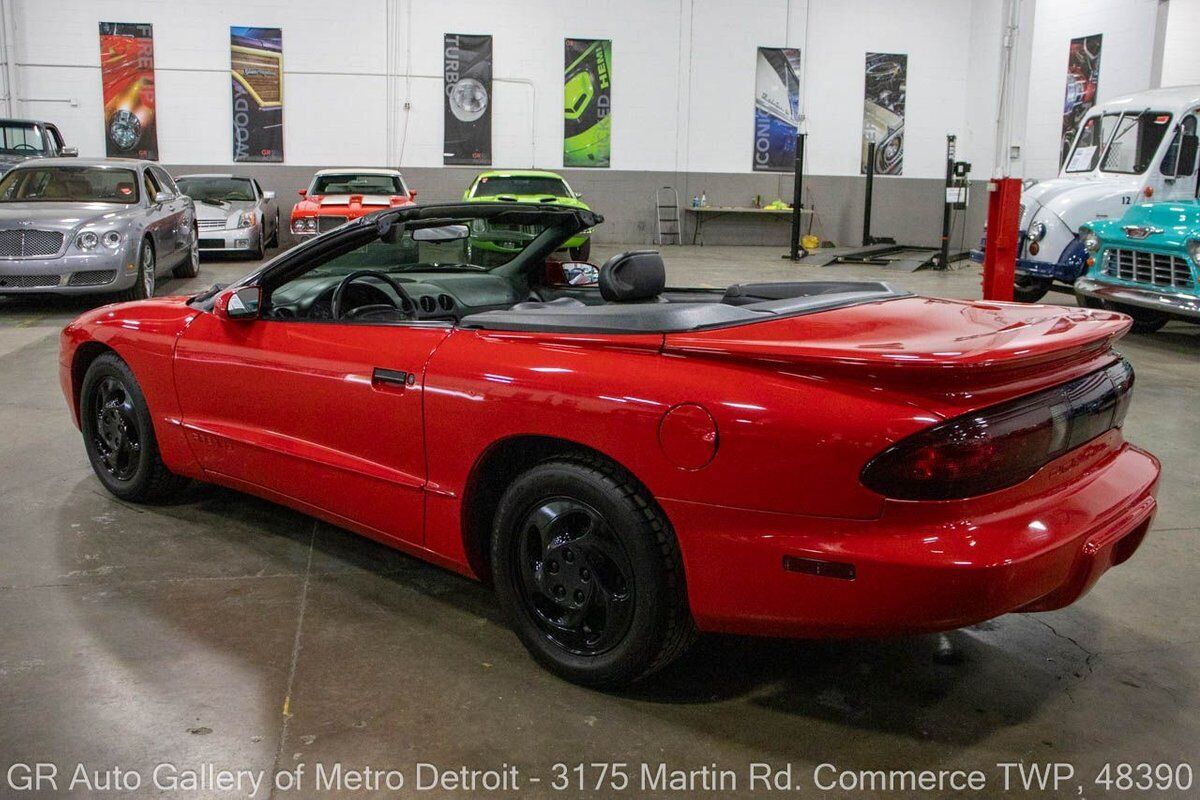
973, 85, 1200, 301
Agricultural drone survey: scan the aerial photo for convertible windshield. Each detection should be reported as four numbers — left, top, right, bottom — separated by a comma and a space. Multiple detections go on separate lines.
0, 123, 46, 156
311, 173, 407, 195
177, 176, 255, 203
304, 216, 563, 276
0, 166, 139, 204
473, 175, 571, 197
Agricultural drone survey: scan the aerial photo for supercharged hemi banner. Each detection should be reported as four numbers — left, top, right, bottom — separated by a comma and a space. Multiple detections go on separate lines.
752, 47, 802, 172
861, 52, 907, 175
564, 38, 611, 168
99, 22, 158, 160
444, 34, 493, 165
1060, 34, 1102, 167
231, 27, 284, 163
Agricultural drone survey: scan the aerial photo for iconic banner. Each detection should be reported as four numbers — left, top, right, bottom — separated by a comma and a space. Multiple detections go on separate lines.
861, 52, 906, 175
564, 38, 611, 168
1060, 34, 1102, 167
99, 22, 158, 160
231, 27, 284, 163
444, 34, 493, 165
752, 47, 802, 172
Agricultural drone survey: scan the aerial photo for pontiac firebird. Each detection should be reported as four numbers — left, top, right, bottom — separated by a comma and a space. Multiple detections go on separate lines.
59, 202, 1160, 687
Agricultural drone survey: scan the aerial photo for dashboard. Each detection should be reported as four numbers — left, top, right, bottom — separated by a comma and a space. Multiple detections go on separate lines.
266, 271, 524, 323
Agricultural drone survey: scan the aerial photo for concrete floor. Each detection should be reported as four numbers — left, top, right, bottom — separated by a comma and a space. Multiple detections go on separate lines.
1, 244, 1197, 798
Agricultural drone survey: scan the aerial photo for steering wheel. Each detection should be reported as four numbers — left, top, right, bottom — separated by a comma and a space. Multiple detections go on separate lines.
330, 270, 415, 320
11, 143, 38, 153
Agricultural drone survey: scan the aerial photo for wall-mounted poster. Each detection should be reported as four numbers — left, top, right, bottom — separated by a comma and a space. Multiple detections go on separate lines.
1060, 34, 1102, 167
564, 38, 611, 168
444, 34, 492, 165
99, 22, 158, 160
861, 52, 906, 175
231, 27, 284, 163
752, 47, 802, 172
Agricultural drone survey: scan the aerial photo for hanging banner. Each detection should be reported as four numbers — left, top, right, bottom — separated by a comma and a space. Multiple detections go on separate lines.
444, 34, 492, 165
564, 38, 611, 168
231, 27, 284, 163
1060, 34, 1102, 167
99, 22, 158, 160
861, 52, 906, 175
752, 47, 802, 172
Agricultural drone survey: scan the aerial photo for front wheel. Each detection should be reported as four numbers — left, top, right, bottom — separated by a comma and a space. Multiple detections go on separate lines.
491, 454, 695, 687
1117, 304, 1170, 334
119, 238, 155, 301
173, 226, 200, 278
80, 353, 188, 502
1012, 274, 1051, 303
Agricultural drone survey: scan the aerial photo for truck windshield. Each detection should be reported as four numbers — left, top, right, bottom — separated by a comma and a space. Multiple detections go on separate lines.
0, 123, 45, 156
1064, 115, 1111, 172
1100, 111, 1172, 174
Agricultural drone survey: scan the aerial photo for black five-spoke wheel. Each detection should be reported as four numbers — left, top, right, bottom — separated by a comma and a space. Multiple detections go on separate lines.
516, 498, 635, 656
90, 376, 142, 481
493, 455, 695, 687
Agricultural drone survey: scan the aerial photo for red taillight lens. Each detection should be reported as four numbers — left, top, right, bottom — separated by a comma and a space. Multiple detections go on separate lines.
861, 360, 1133, 500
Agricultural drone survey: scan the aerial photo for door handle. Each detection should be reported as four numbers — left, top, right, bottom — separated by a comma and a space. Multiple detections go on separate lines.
372, 367, 415, 388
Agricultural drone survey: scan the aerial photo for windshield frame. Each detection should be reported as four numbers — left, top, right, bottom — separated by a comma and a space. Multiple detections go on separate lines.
0, 165, 141, 205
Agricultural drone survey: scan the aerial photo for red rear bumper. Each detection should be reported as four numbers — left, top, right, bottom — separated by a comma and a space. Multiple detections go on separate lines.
665, 438, 1159, 638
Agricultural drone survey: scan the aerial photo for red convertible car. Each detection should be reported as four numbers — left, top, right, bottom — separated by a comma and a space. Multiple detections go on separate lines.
60, 203, 1160, 687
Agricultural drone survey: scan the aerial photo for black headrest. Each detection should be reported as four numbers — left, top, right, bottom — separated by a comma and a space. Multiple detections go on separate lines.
599, 250, 666, 302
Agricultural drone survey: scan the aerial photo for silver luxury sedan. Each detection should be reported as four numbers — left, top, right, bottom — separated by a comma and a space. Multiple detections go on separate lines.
0, 158, 198, 299
175, 173, 279, 258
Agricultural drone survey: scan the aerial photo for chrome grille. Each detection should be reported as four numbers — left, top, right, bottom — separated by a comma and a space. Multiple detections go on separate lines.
197, 218, 227, 230
0, 273, 60, 288
0, 229, 65, 258
67, 270, 117, 287
1103, 248, 1195, 290
317, 216, 348, 233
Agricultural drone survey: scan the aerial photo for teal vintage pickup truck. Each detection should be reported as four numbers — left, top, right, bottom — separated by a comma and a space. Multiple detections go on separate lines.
1076, 198, 1200, 333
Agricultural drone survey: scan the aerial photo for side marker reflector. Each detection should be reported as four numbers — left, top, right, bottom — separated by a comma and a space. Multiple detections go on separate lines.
782, 555, 856, 581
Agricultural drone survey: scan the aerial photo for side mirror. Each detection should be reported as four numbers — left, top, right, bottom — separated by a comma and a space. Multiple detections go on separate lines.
263, 190, 276, 200
409, 189, 418, 200
60, 146, 79, 157
298, 189, 307, 197
214, 285, 262, 321
545, 260, 599, 287
1178, 133, 1199, 177
154, 190, 172, 204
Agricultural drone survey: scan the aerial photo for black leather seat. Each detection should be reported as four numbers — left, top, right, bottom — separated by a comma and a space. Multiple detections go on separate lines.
599, 251, 665, 302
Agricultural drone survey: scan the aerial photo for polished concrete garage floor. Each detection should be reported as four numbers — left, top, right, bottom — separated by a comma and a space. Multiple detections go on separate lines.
1, 245, 1197, 798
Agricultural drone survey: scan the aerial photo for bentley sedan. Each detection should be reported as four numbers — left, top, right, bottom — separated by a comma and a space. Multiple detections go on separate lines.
60, 203, 1160, 687
0, 158, 198, 298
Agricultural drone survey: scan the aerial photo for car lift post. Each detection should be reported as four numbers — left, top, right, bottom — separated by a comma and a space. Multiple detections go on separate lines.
982, 177, 1021, 301
937, 135, 956, 270
785, 132, 807, 261
862, 140, 877, 246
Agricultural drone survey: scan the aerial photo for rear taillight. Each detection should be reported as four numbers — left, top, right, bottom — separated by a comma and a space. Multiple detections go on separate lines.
861, 360, 1134, 500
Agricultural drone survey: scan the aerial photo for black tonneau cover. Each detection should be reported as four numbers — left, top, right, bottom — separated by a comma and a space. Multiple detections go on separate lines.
461, 281, 909, 334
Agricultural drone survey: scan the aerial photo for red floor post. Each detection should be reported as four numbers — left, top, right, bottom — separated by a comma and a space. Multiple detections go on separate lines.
982, 177, 1022, 301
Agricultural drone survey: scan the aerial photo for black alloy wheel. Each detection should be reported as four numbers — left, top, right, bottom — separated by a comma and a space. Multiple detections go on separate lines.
90, 375, 141, 481
514, 497, 636, 656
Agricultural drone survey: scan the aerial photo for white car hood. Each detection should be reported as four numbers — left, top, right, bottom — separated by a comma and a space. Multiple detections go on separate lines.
1023, 175, 1141, 233
319, 194, 395, 207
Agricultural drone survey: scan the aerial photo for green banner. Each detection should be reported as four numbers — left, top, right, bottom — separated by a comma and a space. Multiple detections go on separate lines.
564, 38, 611, 168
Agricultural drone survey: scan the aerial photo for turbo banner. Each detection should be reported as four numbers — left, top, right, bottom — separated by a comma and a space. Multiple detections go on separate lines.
861, 52, 907, 175
752, 47, 802, 172
1060, 34, 1102, 167
231, 27, 284, 163
444, 34, 492, 165
564, 38, 611, 168
99, 22, 158, 160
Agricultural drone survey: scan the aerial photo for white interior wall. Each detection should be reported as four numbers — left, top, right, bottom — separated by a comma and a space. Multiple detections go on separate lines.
1161, 0, 1200, 87
1021, 0, 1161, 179
4, 0, 1008, 179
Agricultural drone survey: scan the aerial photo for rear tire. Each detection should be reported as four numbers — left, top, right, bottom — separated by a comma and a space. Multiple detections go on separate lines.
1012, 275, 1051, 303
491, 454, 695, 687
80, 353, 188, 503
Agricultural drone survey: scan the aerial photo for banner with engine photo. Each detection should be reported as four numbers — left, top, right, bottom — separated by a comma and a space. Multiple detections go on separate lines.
564, 38, 611, 168
444, 34, 493, 165
752, 47, 802, 172
1060, 34, 1102, 167
99, 22, 158, 160
231, 27, 284, 163
861, 52, 906, 175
